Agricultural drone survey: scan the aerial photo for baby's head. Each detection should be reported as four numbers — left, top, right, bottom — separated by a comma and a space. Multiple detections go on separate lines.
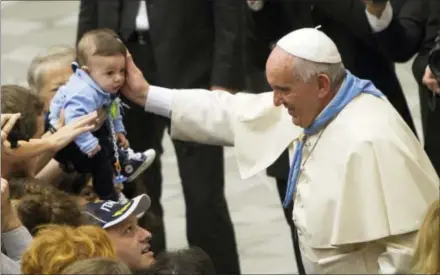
77, 29, 126, 94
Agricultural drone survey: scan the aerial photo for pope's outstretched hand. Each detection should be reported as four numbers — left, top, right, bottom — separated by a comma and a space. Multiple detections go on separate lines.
122, 51, 150, 107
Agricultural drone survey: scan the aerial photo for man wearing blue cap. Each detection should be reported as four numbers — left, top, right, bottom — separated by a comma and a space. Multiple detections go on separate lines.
84, 194, 155, 272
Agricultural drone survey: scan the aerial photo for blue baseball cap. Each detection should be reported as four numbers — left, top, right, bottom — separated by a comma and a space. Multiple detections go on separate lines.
84, 194, 151, 229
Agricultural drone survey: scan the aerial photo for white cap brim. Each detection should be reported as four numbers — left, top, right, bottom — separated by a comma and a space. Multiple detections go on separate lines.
103, 194, 151, 229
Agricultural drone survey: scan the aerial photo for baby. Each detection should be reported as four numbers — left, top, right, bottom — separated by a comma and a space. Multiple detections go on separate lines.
49, 29, 155, 203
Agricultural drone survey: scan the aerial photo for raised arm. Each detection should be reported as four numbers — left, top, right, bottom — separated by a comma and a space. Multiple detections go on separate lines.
122, 51, 274, 148
147, 86, 236, 146
121, 52, 236, 145
1, 178, 33, 274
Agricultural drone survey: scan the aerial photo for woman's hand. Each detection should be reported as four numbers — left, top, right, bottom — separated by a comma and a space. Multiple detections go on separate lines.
2, 112, 98, 160
93, 107, 108, 132
46, 112, 98, 152
1, 113, 21, 142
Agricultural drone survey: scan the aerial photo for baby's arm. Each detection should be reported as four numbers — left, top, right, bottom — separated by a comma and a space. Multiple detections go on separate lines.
64, 92, 100, 155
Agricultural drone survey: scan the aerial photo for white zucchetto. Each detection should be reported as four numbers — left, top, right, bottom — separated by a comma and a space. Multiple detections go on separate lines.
276, 28, 342, 64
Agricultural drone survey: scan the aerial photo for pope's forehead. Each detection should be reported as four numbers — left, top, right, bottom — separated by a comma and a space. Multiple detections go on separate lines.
266, 47, 294, 71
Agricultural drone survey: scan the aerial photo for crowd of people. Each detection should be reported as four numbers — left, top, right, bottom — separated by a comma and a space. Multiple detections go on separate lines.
1, 0, 440, 274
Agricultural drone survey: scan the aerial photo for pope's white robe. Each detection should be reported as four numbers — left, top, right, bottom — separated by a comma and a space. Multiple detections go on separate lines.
147, 86, 439, 274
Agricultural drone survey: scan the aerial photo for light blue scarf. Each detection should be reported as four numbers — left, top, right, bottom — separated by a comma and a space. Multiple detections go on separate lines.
282, 71, 384, 208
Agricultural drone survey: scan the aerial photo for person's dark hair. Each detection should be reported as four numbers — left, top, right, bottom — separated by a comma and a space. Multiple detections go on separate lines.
8, 176, 55, 200
52, 172, 91, 195
1, 85, 44, 141
60, 257, 132, 275
16, 187, 86, 236
144, 247, 215, 275
77, 28, 126, 67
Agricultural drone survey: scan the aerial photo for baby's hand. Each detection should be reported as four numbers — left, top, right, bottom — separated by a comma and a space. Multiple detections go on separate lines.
87, 144, 101, 158
117, 133, 129, 149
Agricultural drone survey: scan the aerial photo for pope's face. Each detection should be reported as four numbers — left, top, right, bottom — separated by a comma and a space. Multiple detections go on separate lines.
266, 47, 327, 128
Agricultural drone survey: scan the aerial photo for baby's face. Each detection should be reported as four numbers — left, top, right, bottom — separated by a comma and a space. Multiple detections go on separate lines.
87, 54, 126, 94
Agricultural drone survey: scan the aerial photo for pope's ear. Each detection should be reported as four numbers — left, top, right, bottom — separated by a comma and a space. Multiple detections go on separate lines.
316, 73, 332, 98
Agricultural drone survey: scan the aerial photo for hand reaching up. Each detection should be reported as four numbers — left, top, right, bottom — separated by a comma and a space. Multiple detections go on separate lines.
1, 113, 21, 143
2, 112, 98, 160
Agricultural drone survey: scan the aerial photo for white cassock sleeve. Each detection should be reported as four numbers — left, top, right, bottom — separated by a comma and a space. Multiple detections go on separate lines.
145, 86, 236, 146
144, 85, 299, 178
144, 86, 174, 118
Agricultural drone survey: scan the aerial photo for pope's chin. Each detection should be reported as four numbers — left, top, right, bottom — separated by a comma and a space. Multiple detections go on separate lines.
290, 114, 302, 127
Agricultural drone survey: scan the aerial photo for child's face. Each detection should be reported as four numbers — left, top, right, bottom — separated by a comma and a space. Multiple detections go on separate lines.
41, 65, 72, 112
87, 54, 126, 94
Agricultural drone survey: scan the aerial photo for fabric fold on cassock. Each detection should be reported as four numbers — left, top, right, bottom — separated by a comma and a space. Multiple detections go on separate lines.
234, 92, 301, 179
298, 93, 439, 248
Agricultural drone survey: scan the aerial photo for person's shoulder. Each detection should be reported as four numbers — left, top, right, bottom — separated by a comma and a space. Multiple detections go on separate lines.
63, 74, 91, 96
343, 93, 402, 127
62, 88, 101, 113
64, 76, 100, 101
336, 94, 415, 144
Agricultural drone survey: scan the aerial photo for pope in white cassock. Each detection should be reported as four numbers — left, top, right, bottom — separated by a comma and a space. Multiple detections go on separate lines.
122, 28, 439, 274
